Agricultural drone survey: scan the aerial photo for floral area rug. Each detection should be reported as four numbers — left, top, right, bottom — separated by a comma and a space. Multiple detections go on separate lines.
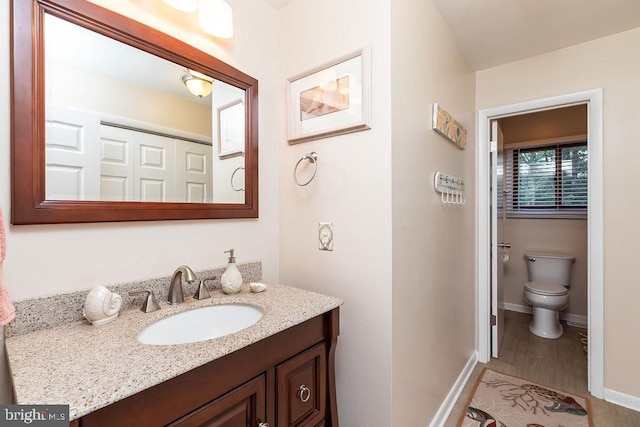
459, 368, 591, 427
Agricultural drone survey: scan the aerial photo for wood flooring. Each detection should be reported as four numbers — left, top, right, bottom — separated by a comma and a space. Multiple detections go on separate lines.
443, 310, 640, 426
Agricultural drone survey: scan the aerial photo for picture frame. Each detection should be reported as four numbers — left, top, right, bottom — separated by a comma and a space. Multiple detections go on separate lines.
287, 47, 371, 144
217, 99, 245, 159
432, 103, 467, 150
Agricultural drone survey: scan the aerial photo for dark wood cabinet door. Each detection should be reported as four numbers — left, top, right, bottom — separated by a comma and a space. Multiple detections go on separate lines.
169, 374, 266, 427
276, 343, 326, 427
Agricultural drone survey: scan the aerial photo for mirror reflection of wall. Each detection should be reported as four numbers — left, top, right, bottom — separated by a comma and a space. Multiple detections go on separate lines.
213, 83, 245, 204
44, 13, 245, 204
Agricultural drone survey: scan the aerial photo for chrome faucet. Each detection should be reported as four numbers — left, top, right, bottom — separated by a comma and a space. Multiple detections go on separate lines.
168, 265, 197, 304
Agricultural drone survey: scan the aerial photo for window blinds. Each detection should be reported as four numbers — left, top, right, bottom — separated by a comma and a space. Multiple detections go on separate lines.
500, 143, 588, 217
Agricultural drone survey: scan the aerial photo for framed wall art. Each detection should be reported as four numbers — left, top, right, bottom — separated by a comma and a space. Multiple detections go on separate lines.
432, 103, 467, 150
287, 47, 371, 144
218, 99, 245, 159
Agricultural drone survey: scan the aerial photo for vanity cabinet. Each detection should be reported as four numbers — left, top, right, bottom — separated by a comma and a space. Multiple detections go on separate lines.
77, 308, 339, 427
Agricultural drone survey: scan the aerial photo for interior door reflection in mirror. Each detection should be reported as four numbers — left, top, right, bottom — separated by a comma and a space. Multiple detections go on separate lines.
44, 13, 245, 204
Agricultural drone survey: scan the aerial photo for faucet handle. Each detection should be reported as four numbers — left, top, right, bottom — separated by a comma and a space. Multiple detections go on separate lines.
194, 276, 216, 300
129, 289, 161, 313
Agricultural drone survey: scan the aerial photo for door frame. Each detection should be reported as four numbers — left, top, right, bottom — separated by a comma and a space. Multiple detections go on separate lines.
477, 89, 604, 398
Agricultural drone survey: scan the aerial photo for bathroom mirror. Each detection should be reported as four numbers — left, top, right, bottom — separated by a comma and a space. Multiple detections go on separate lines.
11, 0, 259, 224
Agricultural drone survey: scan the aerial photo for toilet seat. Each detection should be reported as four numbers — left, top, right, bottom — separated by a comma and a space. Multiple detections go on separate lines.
524, 281, 568, 296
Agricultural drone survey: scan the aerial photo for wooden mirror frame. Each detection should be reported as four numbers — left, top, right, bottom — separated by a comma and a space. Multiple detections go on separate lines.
10, 0, 259, 225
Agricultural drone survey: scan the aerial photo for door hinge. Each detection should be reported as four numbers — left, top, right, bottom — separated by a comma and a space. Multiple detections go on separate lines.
490, 140, 497, 153
491, 314, 497, 326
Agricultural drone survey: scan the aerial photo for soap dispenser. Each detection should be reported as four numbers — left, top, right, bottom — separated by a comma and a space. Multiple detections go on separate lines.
221, 249, 243, 294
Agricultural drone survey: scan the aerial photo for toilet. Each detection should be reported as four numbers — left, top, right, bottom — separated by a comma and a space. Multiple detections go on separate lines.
523, 253, 575, 339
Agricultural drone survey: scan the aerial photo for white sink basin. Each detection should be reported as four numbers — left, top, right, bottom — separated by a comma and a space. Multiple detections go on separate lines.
138, 304, 263, 345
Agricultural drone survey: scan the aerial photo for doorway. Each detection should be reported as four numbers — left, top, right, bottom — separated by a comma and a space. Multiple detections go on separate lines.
477, 89, 604, 398
492, 105, 588, 348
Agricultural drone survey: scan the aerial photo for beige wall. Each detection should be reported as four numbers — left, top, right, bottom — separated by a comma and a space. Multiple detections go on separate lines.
0, 0, 280, 400
501, 218, 588, 317
477, 27, 640, 399
276, 0, 475, 424
390, 0, 476, 424
278, 0, 393, 425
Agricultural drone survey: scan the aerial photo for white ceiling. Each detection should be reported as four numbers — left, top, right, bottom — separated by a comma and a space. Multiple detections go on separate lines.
431, 0, 640, 70
264, 0, 640, 71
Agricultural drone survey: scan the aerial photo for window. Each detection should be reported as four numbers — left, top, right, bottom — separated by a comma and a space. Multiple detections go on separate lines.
502, 143, 588, 217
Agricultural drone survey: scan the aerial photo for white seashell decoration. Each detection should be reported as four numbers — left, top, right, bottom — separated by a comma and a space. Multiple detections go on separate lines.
249, 282, 267, 293
83, 286, 123, 326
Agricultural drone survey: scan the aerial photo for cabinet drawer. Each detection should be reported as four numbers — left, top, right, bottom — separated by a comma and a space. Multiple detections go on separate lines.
276, 343, 326, 427
168, 374, 266, 427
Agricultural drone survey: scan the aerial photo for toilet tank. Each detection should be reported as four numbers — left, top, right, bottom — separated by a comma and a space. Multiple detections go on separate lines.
525, 253, 575, 287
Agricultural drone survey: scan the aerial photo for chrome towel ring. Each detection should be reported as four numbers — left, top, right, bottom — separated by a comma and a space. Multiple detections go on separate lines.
294, 152, 318, 186
231, 167, 245, 192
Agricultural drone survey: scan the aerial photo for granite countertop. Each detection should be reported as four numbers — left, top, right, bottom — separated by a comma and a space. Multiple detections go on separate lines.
4, 283, 343, 420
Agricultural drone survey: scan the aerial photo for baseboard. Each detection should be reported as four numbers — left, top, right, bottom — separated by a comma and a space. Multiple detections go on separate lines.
500, 302, 588, 328
429, 352, 478, 427
604, 388, 640, 413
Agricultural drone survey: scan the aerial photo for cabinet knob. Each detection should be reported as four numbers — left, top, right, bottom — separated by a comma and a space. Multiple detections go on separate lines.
298, 384, 311, 403
258, 423, 269, 427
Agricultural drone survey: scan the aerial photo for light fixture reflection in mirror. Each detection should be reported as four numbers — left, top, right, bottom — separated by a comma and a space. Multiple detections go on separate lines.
182, 70, 214, 98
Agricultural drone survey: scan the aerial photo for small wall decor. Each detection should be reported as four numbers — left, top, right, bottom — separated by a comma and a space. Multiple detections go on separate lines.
287, 47, 371, 144
432, 103, 467, 150
434, 171, 466, 204
218, 99, 245, 159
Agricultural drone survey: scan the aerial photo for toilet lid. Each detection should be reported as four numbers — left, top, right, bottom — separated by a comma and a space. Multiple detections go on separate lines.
525, 281, 568, 296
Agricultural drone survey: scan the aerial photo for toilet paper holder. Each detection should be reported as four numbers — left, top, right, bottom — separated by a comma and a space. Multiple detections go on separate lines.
498, 242, 511, 263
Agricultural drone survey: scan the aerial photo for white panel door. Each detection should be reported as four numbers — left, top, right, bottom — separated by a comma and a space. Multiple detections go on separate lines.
491, 120, 506, 358
99, 125, 134, 201
133, 133, 176, 202
176, 141, 213, 202
45, 105, 100, 200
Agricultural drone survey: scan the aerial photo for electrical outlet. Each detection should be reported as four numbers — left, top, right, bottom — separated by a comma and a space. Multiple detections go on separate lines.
318, 222, 333, 251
